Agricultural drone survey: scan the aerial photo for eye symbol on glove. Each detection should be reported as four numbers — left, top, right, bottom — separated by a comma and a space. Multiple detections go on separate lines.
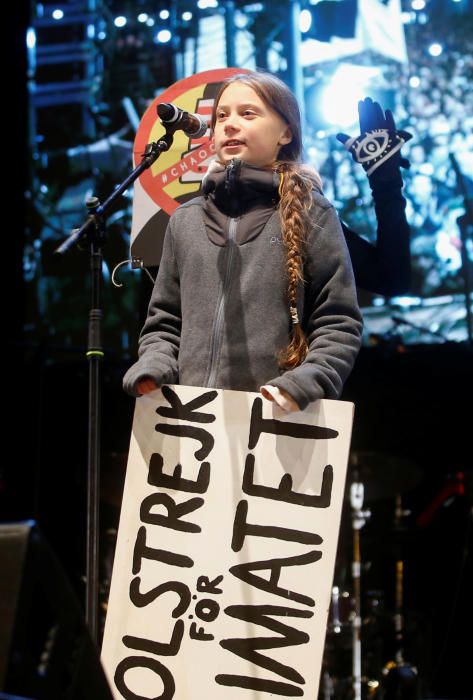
338, 123, 412, 176
353, 131, 390, 164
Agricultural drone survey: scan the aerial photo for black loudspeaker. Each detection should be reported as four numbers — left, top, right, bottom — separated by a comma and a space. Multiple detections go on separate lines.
0, 521, 114, 700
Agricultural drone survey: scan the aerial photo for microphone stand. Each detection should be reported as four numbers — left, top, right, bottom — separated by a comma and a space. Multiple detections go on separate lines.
390, 315, 449, 343
54, 127, 177, 644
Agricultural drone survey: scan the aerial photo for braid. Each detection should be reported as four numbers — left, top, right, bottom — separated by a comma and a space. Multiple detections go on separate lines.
276, 161, 322, 370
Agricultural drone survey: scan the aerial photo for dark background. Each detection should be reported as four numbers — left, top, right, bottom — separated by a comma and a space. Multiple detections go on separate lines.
4, 1, 473, 698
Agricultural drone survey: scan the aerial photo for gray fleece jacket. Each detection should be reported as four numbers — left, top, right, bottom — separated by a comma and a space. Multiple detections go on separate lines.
123, 162, 363, 410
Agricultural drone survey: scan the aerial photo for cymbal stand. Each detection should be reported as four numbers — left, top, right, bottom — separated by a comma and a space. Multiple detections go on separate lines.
382, 496, 418, 699
350, 478, 371, 700
394, 495, 407, 665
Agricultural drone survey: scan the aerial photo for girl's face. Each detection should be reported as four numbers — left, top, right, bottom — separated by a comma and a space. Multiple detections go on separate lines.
212, 82, 292, 168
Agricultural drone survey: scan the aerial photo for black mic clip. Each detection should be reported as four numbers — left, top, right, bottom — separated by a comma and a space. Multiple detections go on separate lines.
157, 102, 208, 139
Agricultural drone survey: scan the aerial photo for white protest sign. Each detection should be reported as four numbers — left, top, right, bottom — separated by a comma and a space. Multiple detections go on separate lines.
102, 385, 354, 699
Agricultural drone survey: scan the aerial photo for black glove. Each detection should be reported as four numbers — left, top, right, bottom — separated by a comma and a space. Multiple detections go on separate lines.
337, 97, 412, 179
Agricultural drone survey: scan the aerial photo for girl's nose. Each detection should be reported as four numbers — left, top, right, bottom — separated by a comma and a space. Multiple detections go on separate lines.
224, 114, 240, 133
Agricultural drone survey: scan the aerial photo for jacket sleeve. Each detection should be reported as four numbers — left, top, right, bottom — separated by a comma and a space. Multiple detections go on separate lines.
268, 200, 363, 410
122, 221, 181, 397
344, 170, 411, 296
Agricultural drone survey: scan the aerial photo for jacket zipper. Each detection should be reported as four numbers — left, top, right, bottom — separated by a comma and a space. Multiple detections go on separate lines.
206, 217, 237, 387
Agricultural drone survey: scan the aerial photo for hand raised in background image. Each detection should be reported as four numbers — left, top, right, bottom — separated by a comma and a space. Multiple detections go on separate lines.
337, 97, 412, 180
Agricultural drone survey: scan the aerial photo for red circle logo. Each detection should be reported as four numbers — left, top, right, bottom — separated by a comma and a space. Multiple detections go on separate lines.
134, 68, 248, 217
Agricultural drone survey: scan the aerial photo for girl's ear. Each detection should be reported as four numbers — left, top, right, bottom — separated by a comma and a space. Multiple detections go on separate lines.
279, 126, 293, 146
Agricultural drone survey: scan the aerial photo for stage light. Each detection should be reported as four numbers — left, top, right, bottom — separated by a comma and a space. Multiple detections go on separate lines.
156, 29, 172, 43
428, 42, 443, 56
234, 11, 249, 28
52, 9, 64, 20
114, 16, 127, 28
146, 17, 155, 26
409, 75, 420, 88
182, 11, 193, 21
159, 10, 170, 20
300, 9, 312, 33
26, 27, 36, 49
322, 85, 360, 128
197, 0, 219, 8
402, 11, 415, 23
391, 296, 421, 307
320, 65, 381, 128
411, 0, 425, 10
137, 13, 148, 23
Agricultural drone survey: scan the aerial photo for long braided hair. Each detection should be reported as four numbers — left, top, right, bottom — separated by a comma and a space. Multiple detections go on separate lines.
211, 71, 323, 369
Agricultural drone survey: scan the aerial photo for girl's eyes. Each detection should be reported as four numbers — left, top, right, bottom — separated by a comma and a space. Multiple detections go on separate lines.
216, 109, 257, 120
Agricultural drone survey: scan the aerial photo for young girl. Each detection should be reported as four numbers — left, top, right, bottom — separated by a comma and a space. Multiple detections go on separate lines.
123, 71, 363, 412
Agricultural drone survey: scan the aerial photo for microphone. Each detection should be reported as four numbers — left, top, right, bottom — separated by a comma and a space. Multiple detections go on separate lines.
157, 103, 208, 138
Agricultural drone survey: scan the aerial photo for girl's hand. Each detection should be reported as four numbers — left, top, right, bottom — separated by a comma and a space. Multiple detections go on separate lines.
260, 385, 300, 412
137, 378, 159, 395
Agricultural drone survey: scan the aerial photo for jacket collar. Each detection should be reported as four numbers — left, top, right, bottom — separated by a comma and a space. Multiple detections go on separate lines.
203, 158, 280, 216
201, 159, 280, 246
